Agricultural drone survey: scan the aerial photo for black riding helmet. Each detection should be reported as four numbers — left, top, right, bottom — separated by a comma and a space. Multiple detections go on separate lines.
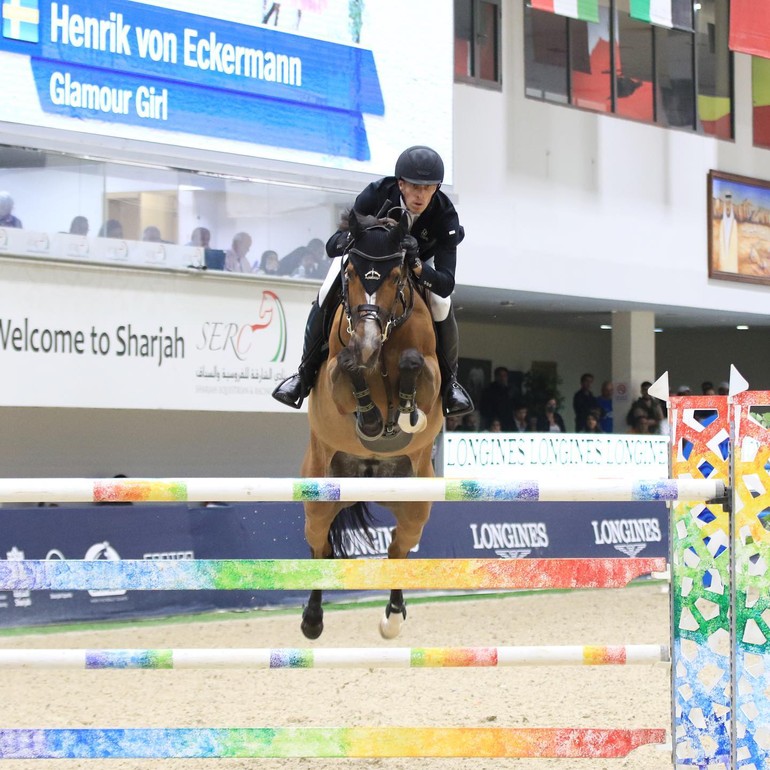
394, 146, 444, 186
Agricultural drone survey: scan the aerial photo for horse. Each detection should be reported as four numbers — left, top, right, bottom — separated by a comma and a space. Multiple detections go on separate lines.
300, 209, 444, 640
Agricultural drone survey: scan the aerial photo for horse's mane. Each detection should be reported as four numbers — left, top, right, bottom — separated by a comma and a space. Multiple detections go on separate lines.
337, 208, 397, 234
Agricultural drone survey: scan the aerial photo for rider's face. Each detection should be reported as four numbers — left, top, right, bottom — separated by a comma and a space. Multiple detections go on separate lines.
398, 180, 438, 216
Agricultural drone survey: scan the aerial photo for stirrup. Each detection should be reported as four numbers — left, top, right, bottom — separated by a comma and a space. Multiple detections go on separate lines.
442, 381, 474, 418
272, 374, 305, 409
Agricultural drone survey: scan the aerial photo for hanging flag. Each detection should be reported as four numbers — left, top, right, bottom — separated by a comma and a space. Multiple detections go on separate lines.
729, 0, 770, 59
630, 0, 671, 28
530, 0, 599, 24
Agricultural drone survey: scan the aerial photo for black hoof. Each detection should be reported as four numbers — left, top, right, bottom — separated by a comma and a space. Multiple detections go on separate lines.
301, 619, 324, 640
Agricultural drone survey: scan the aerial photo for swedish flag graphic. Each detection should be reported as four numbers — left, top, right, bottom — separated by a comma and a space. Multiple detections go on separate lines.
2, 0, 39, 43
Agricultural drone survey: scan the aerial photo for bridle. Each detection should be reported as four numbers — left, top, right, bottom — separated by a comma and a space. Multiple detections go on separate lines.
340, 226, 415, 344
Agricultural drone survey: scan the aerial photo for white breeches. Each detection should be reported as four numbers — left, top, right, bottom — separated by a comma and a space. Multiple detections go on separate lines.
318, 256, 451, 322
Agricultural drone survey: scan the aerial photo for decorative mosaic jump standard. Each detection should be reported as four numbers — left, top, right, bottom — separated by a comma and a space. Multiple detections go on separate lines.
669, 395, 731, 768
732, 391, 770, 770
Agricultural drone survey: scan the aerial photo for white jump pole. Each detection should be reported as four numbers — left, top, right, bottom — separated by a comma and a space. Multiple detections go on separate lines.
0, 644, 669, 669
0, 477, 726, 504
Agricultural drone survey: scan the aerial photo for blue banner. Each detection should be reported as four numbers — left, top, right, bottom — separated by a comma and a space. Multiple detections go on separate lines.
0, 500, 668, 628
1, 0, 383, 159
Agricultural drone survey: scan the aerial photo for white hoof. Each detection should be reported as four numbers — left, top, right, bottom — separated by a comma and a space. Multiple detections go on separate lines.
398, 409, 427, 434
379, 612, 404, 639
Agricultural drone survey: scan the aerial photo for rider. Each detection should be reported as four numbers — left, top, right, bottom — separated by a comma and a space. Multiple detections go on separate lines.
272, 145, 473, 418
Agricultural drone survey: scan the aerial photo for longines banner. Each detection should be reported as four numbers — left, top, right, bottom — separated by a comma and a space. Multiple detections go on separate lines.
0, 0, 453, 179
0, 260, 315, 411
442, 433, 670, 479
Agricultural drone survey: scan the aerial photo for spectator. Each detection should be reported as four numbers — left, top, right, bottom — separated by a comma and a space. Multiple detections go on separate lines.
596, 380, 613, 433
253, 249, 280, 275
445, 414, 463, 432
510, 402, 529, 433
224, 232, 253, 273
0, 191, 22, 228
717, 381, 729, 396
142, 225, 163, 242
701, 381, 716, 395
580, 412, 603, 434
68, 216, 89, 235
479, 367, 513, 430
460, 410, 481, 432
536, 397, 566, 433
98, 219, 123, 238
488, 418, 503, 433
676, 385, 692, 396
626, 381, 664, 434
188, 227, 211, 248
277, 237, 325, 277
629, 412, 652, 434
572, 373, 598, 432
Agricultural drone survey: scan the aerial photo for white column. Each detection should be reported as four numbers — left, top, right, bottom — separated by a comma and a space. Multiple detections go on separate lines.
610, 311, 656, 433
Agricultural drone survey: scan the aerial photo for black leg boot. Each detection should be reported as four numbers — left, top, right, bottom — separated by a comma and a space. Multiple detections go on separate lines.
272, 300, 326, 409
435, 309, 474, 418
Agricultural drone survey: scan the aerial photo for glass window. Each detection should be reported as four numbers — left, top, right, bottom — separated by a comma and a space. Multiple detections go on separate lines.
570, 6, 612, 113
524, 5, 569, 103
753, 55, 770, 149
695, 0, 733, 139
0, 145, 354, 278
615, 3, 654, 122
656, 27, 695, 128
454, 0, 503, 88
523, 0, 732, 140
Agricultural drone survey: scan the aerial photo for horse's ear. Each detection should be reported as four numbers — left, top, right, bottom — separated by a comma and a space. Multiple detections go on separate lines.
349, 209, 363, 238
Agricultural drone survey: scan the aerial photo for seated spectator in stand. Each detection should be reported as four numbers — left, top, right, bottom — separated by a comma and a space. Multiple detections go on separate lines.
536, 397, 566, 433
629, 412, 653, 434
701, 381, 716, 395
480, 367, 512, 430
277, 238, 325, 277
460, 410, 482, 432
97, 219, 124, 238
580, 412, 603, 434
68, 216, 89, 235
626, 381, 664, 434
488, 418, 503, 433
596, 380, 613, 433
444, 414, 463, 432
510, 402, 529, 433
717, 381, 730, 396
676, 385, 692, 396
0, 191, 22, 228
224, 232, 253, 273
188, 227, 211, 248
142, 225, 164, 242
253, 249, 280, 275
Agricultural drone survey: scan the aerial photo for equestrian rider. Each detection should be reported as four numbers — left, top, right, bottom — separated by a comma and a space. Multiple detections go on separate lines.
272, 145, 474, 418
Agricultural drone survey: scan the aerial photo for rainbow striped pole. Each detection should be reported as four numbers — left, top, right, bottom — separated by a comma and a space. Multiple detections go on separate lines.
0, 644, 669, 669
0, 476, 725, 504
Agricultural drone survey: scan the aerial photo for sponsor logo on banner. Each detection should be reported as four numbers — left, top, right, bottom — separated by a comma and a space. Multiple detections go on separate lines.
6, 546, 31, 608
142, 550, 194, 560
45, 548, 73, 600
469, 521, 549, 559
443, 433, 669, 480
338, 526, 419, 558
84, 541, 126, 600
590, 517, 662, 557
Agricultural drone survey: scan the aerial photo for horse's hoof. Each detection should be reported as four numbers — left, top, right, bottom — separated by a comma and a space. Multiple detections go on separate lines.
301, 619, 324, 640
379, 612, 404, 639
356, 420, 384, 441
398, 409, 427, 434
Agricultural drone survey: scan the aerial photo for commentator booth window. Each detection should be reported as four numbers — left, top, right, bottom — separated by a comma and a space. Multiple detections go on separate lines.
0, 144, 350, 278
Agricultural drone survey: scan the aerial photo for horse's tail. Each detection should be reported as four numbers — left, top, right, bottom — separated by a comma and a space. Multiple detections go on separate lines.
328, 502, 378, 558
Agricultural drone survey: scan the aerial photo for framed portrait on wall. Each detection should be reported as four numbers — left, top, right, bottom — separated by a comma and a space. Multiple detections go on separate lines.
708, 170, 770, 286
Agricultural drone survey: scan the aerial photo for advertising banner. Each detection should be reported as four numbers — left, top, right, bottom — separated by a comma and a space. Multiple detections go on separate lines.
442, 432, 670, 479
0, 0, 453, 179
0, 498, 668, 628
0, 260, 315, 411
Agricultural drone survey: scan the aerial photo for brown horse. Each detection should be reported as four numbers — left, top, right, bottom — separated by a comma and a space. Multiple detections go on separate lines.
300, 210, 443, 639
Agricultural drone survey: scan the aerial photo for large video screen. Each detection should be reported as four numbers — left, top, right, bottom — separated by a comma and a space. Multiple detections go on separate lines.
0, 0, 453, 180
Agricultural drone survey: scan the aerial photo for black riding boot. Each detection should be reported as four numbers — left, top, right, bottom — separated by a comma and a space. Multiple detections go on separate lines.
272, 300, 327, 409
435, 309, 474, 418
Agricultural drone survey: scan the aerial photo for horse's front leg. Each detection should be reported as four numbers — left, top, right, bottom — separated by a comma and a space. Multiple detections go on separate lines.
396, 348, 428, 434
301, 501, 338, 640
336, 347, 383, 441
